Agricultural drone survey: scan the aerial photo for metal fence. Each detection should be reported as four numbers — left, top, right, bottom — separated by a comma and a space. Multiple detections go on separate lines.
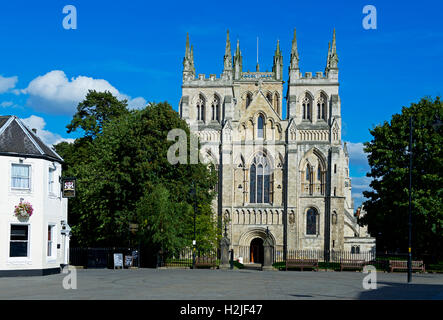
157, 248, 219, 268
70, 246, 439, 271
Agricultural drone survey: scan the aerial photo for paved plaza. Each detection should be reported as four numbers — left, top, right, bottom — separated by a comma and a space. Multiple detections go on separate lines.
1, 268, 442, 300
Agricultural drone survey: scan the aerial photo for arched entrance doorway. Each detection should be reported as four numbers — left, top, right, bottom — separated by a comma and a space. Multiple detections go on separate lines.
250, 238, 264, 264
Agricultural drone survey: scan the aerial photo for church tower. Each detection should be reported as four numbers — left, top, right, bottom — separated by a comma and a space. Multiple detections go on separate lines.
179, 29, 375, 263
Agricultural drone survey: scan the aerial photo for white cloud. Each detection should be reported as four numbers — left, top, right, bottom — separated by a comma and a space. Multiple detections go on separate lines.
21, 70, 146, 114
346, 141, 369, 168
0, 101, 14, 107
0, 75, 18, 93
21, 115, 74, 146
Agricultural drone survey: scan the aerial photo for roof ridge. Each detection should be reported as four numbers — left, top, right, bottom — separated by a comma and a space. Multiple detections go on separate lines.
0, 115, 14, 136
14, 117, 45, 155
16, 117, 64, 162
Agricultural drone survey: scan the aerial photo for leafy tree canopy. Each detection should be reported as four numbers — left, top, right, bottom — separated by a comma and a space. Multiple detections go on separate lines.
361, 96, 442, 257
66, 90, 129, 139
56, 99, 219, 255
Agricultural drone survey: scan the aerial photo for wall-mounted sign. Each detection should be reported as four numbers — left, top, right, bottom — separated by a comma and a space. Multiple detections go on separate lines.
62, 177, 76, 198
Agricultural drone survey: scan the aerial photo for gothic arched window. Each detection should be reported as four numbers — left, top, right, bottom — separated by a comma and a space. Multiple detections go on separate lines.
302, 96, 311, 120
197, 95, 205, 121
274, 92, 280, 113
266, 93, 273, 105
211, 95, 220, 122
305, 164, 313, 195
306, 208, 318, 235
249, 154, 271, 204
317, 95, 326, 120
257, 115, 264, 139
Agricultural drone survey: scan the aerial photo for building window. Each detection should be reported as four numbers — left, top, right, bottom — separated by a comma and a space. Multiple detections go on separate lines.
266, 92, 273, 105
211, 95, 220, 122
11, 164, 30, 189
47, 225, 54, 257
197, 95, 205, 121
249, 154, 271, 204
257, 115, 264, 139
305, 164, 313, 195
10, 225, 29, 257
302, 96, 311, 120
317, 96, 326, 120
306, 208, 318, 235
351, 246, 360, 254
48, 167, 55, 194
274, 92, 280, 114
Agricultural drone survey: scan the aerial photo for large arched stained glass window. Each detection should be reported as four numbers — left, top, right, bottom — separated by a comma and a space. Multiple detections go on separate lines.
257, 115, 264, 139
250, 154, 270, 203
306, 208, 318, 235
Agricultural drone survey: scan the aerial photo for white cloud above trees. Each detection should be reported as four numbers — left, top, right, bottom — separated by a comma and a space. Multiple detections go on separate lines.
20, 70, 146, 114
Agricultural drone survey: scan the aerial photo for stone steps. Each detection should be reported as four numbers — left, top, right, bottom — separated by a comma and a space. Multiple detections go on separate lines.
243, 263, 263, 271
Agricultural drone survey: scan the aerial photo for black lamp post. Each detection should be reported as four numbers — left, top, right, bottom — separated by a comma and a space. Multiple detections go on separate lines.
408, 116, 413, 283
191, 182, 197, 269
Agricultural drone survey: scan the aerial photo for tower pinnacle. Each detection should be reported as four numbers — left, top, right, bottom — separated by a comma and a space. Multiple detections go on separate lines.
290, 28, 300, 70
223, 29, 232, 72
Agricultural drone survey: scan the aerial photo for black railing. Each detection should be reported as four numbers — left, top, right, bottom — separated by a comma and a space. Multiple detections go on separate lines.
157, 248, 218, 268
70, 247, 441, 272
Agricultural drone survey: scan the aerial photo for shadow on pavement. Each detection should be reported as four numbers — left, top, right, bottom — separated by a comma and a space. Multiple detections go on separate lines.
358, 281, 443, 300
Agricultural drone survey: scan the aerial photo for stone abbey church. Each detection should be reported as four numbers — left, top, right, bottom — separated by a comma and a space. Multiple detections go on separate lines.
179, 29, 375, 263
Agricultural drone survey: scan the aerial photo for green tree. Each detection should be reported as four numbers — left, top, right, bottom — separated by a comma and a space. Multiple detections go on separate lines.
66, 90, 129, 139
57, 99, 219, 254
361, 96, 443, 257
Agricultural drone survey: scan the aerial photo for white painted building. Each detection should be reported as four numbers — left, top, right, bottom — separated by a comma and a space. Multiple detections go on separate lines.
0, 115, 70, 276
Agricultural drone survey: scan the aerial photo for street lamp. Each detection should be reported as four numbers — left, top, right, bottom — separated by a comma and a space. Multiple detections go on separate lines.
190, 182, 197, 269
407, 113, 442, 283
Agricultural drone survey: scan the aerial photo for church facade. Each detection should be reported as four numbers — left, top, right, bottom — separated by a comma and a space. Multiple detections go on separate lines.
179, 29, 375, 263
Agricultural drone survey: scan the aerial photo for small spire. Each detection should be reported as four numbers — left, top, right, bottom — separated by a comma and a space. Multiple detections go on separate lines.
183, 33, 195, 78
223, 29, 232, 72
291, 29, 298, 55
329, 28, 338, 69
331, 28, 337, 55
326, 41, 331, 70
225, 29, 231, 54
290, 28, 299, 69
190, 44, 195, 72
233, 39, 242, 80
185, 32, 190, 57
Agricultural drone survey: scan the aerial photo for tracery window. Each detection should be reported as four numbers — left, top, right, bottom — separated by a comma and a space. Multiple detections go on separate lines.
302, 96, 311, 120
249, 154, 271, 204
197, 95, 205, 121
211, 95, 220, 121
317, 96, 326, 120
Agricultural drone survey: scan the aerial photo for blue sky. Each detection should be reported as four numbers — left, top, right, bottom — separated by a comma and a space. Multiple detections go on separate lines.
1, 0, 442, 208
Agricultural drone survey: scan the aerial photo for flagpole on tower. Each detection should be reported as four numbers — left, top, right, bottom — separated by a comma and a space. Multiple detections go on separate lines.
256, 36, 260, 72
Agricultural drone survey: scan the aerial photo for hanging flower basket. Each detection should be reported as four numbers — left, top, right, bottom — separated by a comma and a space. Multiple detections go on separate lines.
14, 201, 33, 218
